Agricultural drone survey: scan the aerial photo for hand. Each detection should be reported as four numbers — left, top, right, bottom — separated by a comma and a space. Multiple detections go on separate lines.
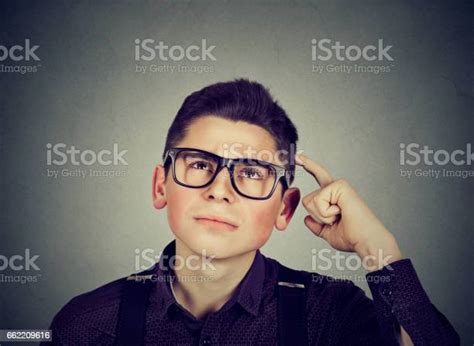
296, 154, 402, 271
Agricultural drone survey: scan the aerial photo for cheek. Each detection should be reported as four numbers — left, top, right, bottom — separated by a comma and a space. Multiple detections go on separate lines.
247, 203, 280, 246
166, 185, 192, 230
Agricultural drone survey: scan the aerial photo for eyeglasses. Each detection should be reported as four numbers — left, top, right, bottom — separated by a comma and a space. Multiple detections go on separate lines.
164, 147, 291, 200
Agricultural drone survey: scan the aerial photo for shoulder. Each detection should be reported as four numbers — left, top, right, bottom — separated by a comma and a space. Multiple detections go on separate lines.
266, 255, 371, 307
50, 275, 127, 342
263, 255, 380, 343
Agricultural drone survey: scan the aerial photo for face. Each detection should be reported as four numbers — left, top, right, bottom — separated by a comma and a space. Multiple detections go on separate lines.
153, 116, 300, 259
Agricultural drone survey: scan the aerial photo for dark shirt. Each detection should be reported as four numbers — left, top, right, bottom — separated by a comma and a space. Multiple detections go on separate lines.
47, 240, 459, 345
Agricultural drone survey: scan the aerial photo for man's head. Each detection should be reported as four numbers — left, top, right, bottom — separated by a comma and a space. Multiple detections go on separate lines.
153, 79, 301, 259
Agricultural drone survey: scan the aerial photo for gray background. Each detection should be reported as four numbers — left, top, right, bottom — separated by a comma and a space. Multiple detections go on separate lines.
1, 0, 472, 344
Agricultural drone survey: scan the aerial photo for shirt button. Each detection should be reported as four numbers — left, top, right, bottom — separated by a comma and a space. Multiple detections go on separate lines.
381, 287, 392, 297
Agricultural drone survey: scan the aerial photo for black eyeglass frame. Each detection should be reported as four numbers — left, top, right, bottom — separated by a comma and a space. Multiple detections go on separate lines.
164, 147, 292, 200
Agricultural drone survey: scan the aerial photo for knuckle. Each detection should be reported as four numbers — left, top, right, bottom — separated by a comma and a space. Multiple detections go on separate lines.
315, 198, 326, 211
303, 199, 313, 209
302, 193, 314, 206
319, 208, 331, 218
336, 178, 350, 188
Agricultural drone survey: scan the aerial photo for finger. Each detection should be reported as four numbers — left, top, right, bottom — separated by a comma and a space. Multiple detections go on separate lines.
304, 208, 325, 224
311, 213, 337, 225
318, 214, 338, 225
315, 200, 341, 218
304, 215, 325, 237
302, 192, 326, 222
302, 190, 319, 207
302, 197, 336, 225
302, 190, 341, 223
295, 154, 334, 188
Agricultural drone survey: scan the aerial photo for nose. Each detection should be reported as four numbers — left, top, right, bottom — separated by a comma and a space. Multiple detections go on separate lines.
204, 166, 236, 203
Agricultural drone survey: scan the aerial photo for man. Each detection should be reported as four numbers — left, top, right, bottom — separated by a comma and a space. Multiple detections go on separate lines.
47, 79, 459, 345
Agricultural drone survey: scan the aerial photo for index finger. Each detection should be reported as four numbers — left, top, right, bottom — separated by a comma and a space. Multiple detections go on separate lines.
295, 154, 334, 188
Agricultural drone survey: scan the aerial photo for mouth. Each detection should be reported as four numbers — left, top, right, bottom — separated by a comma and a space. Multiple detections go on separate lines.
193, 215, 239, 231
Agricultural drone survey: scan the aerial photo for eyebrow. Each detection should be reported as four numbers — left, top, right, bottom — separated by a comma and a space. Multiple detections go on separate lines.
179, 148, 284, 168
182, 151, 215, 160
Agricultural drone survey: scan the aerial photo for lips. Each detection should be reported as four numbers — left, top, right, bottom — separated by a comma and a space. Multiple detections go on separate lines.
193, 214, 239, 229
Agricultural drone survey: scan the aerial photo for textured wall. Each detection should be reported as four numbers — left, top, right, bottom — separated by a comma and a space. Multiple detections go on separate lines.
1, 0, 472, 343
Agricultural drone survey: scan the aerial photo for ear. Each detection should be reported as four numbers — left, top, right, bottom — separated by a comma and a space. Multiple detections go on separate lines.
152, 164, 167, 209
275, 187, 300, 231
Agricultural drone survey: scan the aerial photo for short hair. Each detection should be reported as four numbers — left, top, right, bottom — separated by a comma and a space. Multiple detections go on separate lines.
162, 79, 298, 185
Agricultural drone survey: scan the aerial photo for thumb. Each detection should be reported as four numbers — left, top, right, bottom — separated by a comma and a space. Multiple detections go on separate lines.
304, 215, 325, 238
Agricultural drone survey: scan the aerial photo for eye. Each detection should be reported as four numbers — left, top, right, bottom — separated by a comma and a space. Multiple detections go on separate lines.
190, 160, 214, 172
239, 167, 264, 180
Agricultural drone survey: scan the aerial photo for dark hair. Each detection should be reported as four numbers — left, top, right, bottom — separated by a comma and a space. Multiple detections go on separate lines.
162, 79, 298, 185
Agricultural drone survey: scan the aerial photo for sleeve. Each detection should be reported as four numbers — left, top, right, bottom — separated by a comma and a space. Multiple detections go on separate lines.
364, 258, 460, 345
334, 280, 400, 346
40, 298, 116, 345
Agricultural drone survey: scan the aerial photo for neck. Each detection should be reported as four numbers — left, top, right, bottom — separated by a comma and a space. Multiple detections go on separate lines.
171, 238, 256, 320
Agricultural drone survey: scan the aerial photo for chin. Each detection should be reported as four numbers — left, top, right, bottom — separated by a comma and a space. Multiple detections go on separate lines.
179, 234, 250, 260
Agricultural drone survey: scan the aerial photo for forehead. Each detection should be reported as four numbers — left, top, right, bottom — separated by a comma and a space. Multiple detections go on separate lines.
177, 116, 282, 164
